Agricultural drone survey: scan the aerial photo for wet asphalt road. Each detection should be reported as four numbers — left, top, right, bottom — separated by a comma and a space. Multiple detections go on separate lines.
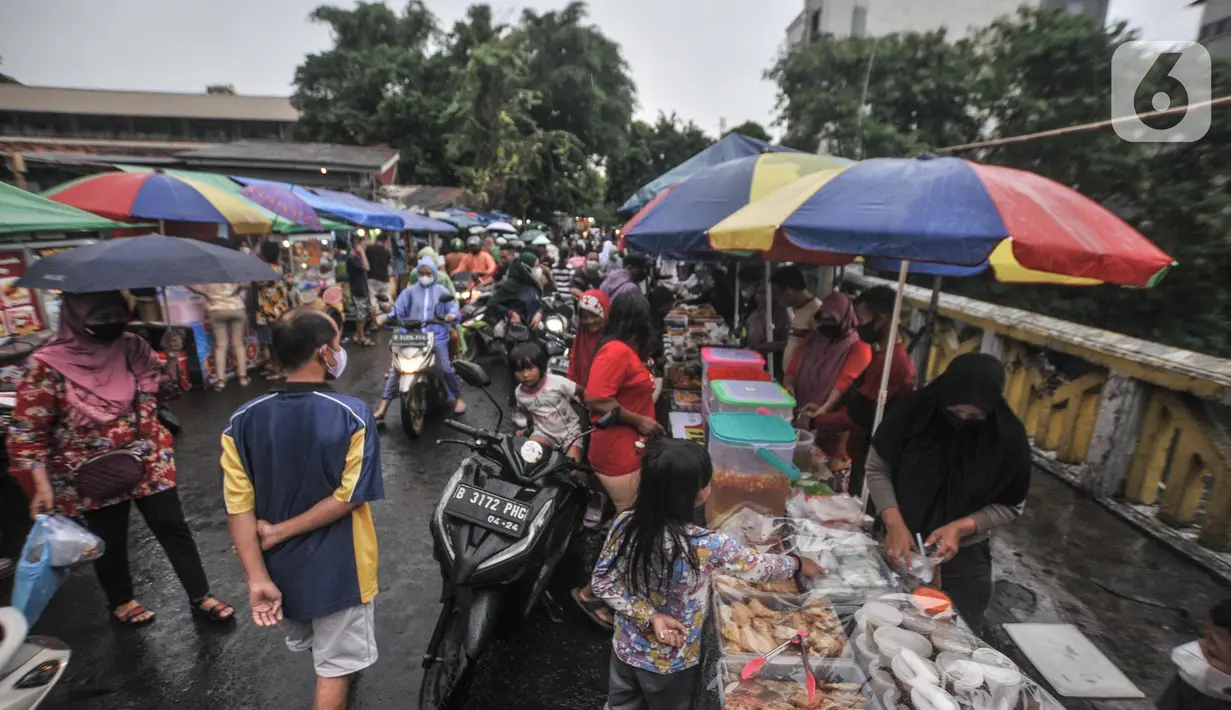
5, 330, 1228, 709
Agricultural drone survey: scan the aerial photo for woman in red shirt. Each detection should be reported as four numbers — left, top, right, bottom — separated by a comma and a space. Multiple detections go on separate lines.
573, 291, 664, 629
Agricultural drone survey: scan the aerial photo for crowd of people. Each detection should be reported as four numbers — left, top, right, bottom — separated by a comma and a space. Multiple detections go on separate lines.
0, 224, 1219, 710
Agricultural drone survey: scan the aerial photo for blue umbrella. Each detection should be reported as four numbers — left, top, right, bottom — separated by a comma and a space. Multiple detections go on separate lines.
17, 235, 279, 292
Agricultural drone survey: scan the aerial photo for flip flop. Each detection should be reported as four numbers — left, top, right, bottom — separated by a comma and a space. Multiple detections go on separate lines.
570, 587, 613, 630
111, 603, 156, 627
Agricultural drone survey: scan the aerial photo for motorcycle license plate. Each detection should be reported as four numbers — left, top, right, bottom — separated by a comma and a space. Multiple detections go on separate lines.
444, 484, 531, 537
392, 332, 430, 346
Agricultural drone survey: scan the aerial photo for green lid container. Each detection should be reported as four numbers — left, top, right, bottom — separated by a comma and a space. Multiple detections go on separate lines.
711, 380, 796, 409
707, 412, 797, 445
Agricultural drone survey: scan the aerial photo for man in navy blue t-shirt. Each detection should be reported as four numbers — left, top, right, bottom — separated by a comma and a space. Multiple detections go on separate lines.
223, 308, 383, 710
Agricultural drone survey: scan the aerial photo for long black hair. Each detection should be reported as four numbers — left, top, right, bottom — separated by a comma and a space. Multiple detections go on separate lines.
600, 291, 653, 359
611, 439, 713, 596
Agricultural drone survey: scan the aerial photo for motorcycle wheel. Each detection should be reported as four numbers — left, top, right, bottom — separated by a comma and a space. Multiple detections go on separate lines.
457, 331, 480, 363
417, 608, 474, 710
401, 386, 426, 438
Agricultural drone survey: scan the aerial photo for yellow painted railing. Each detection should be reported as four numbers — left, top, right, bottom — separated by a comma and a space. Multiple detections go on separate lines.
855, 272, 1231, 551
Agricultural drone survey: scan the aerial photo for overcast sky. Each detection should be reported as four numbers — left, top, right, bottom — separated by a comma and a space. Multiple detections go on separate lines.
0, 0, 1203, 137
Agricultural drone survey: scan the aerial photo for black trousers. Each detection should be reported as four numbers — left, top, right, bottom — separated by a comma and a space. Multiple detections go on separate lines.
82, 488, 211, 609
0, 471, 31, 558
940, 539, 993, 636
606, 653, 700, 710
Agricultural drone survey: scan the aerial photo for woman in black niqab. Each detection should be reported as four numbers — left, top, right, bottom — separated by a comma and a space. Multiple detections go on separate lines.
869, 353, 1031, 632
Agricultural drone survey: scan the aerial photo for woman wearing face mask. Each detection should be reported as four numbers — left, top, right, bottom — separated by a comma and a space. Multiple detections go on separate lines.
567, 290, 611, 391
1162, 599, 1231, 709
787, 293, 872, 461
865, 353, 1030, 633
373, 257, 464, 421
490, 252, 544, 329
9, 292, 234, 627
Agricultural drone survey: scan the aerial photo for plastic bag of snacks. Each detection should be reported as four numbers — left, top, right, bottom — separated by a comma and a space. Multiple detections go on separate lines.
713, 579, 850, 663
786, 490, 871, 530
848, 593, 1066, 710
792, 520, 899, 602
711, 505, 800, 595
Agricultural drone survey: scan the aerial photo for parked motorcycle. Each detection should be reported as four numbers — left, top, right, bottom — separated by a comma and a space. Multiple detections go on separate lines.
418, 361, 616, 710
386, 293, 458, 437
0, 607, 69, 710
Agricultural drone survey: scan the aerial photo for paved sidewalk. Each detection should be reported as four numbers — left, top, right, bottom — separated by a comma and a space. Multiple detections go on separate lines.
984, 471, 1228, 709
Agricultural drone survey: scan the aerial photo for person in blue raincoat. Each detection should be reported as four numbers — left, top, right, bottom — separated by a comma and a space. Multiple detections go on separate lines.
372, 256, 466, 422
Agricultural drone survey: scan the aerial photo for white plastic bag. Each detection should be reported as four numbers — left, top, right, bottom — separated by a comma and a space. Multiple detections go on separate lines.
42, 514, 105, 568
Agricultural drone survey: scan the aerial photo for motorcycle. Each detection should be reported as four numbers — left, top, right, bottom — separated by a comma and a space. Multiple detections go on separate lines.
0, 607, 69, 710
386, 293, 458, 438
418, 361, 616, 710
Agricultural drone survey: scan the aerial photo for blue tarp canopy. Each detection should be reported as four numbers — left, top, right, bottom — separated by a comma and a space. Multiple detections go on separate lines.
616, 133, 801, 216
231, 177, 403, 231
395, 210, 458, 233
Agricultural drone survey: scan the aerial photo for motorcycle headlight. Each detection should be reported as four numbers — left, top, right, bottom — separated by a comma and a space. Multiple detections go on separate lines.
477, 500, 554, 572
397, 353, 428, 373
545, 315, 565, 333
15, 659, 64, 689
459, 290, 473, 301
434, 466, 467, 561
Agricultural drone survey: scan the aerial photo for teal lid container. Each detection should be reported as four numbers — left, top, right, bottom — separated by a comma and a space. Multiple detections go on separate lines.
711, 380, 796, 409
708, 412, 797, 445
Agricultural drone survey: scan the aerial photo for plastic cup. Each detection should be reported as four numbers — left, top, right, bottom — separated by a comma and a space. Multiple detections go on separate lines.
870, 668, 897, 699
874, 624, 934, 659
944, 659, 986, 701
861, 600, 904, 631
854, 632, 888, 668
901, 610, 941, 634
972, 648, 1023, 710
892, 650, 940, 686
932, 626, 982, 656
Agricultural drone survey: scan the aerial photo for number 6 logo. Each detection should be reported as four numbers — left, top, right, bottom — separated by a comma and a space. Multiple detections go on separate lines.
1111, 41, 1211, 143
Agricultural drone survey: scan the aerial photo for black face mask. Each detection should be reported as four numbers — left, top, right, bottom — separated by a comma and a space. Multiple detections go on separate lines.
818, 323, 845, 339
856, 320, 882, 344
84, 322, 128, 343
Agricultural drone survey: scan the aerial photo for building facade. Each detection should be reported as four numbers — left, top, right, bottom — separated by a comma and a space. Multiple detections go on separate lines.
787, 0, 1109, 44
1196, 0, 1231, 57
0, 85, 298, 157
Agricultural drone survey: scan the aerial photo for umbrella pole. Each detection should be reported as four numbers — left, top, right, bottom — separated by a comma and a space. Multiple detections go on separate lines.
733, 259, 740, 341
862, 259, 910, 509
924, 276, 944, 382
764, 266, 774, 376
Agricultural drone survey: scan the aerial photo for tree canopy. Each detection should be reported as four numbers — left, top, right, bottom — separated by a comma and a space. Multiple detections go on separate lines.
725, 121, 772, 142
605, 114, 713, 210
769, 6, 1231, 357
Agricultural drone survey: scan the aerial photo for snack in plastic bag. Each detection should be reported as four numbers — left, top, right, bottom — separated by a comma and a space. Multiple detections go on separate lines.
715, 583, 848, 659
786, 490, 869, 528
41, 513, 105, 567
11, 515, 73, 625
723, 662, 872, 710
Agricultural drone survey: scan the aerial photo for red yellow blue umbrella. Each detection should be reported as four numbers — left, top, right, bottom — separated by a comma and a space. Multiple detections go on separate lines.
45, 171, 272, 235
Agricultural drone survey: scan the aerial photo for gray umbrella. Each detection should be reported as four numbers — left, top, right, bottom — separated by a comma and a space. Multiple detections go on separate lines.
17, 235, 279, 292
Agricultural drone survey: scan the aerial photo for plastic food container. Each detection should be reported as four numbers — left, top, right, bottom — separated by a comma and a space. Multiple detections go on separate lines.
793, 429, 815, 472
931, 626, 982, 656
707, 413, 799, 520
672, 389, 702, 412
721, 660, 874, 710
701, 347, 765, 382
708, 380, 796, 421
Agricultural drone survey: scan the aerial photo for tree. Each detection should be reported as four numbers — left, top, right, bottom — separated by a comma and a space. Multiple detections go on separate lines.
726, 120, 772, 142
292, 1, 455, 184
516, 2, 636, 160
767, 30, 982, 157
605, 114, 713, 209
0, 56, 19, 85
205, 84, 236, 95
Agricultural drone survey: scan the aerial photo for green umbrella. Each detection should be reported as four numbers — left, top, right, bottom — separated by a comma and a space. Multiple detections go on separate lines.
0, 181, 142, 234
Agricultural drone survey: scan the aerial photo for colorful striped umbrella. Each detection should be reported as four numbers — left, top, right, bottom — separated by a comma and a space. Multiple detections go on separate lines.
708, 155, 1173, 287
623, 152, 854, 258
45, 171, 271, 235
240, 183, 322, 231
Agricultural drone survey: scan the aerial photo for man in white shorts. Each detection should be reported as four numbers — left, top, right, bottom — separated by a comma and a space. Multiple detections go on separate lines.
223, 308, 384, 709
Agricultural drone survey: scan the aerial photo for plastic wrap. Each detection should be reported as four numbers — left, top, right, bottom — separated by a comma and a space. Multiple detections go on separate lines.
713, 580, 850, 661
712, 504, 800, 595
787, 490, 872, 530
844, 594, 1066, 710
720, 661, 876, 710
39, 513, 105, 567
792, 519, 899, 602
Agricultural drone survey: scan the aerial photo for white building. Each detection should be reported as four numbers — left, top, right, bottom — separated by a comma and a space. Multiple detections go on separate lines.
786, 0, 1109, 44
1195, 0, 1231, 57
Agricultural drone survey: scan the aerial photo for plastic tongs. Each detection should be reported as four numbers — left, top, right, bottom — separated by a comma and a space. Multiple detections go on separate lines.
740, 629, 812, 683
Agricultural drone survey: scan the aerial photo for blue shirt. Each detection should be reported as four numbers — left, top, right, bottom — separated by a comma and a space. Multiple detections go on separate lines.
221, 382, 384, 620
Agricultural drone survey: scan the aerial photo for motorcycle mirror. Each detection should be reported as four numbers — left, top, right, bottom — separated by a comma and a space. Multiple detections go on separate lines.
454, 360, 491, 387
595, 408, 620, 430
438, 292, 455, 303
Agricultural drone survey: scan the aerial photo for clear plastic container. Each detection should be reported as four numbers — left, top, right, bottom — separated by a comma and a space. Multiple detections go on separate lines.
707, 413, 799, 520
721, 659, 875, 710
702, 346, 765, 379
709, 380, 796, 421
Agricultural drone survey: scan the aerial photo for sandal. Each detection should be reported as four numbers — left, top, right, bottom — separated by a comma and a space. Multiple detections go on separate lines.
111, 602, 156, 627
191, 596, 236, 625
571, 587, 614, 630
238, 377, 251, 387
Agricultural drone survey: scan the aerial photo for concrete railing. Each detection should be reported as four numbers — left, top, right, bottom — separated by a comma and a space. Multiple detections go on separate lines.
851, 272, 1231, 553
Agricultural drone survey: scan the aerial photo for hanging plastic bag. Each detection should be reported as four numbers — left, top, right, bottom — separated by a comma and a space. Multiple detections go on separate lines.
42, 513, 105, 568
11, 515, 72, 625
